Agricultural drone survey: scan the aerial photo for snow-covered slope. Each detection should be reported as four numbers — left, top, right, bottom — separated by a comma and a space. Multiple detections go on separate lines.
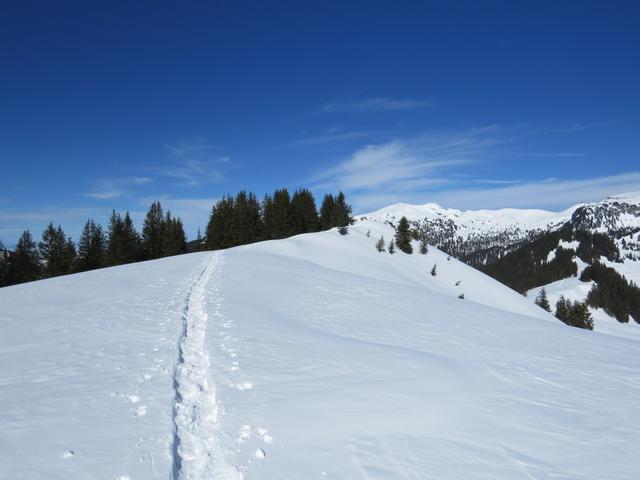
362, 192, 640, 330
1, 221, 639, 479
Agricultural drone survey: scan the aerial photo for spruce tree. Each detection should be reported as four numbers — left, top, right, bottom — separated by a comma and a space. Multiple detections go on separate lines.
376, 236, 385, 252
0, 241, 9, 287
555, 296, 593, 330
8, 230, 41, 284
106, 211, 126, 266
142, 201, 165, 259
232, 191, 263, 245
291, 188, 319, 234
334, 192, 352, 235
63, 237, 77, 272
419, 238, 428, 255
319, 194, 336, 230
264, 189, 294, 239
395, 216, 413, 254
39, 223, 73, 277
121, 212, 141, 262
77, 219, 106, 271
205, 196, 234, 249
555, 296, 569, 321
388, 240, 395, 254
535, 288, 551, 312
430, 264, 437, 276
161, 211, 187, 257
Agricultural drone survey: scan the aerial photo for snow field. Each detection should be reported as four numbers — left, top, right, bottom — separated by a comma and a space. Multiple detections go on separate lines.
1, 220, 639, 478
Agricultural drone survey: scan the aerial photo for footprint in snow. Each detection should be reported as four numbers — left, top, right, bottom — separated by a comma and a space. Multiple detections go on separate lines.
257, 428, 273, 444
237, 425, 251, 443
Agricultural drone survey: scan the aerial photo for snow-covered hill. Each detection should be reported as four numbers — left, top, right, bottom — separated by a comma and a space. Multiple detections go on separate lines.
361, 192, 640, 329
1, 221, 639, 479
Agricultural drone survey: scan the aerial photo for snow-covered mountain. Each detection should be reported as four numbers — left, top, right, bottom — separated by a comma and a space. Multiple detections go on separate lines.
360, 191, 640, 251
1, 220, 639, 479
360, 192, 640, 329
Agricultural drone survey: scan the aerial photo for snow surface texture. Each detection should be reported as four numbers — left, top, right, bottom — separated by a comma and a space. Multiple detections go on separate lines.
1, 221, 639, 478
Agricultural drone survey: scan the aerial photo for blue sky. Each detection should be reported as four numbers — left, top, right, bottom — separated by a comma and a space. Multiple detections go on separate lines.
1, 1, 640, 246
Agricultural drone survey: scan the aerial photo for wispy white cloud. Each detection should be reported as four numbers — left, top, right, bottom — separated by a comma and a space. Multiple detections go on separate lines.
313, 126, 511, 210
0, 206, 108, 246
289, 129, 379, 147
321, 97, 432, 113
164, 141, 223, 157
83, 176, 153, 200
518, 152, 587, 158
157, 140, 231, 187
84, 190, 122, 200
425, 173, 640, 210
311, 124, 638, 212
155, 158, 228, 186
544, 121, 615, 135
472, 179, 522, 185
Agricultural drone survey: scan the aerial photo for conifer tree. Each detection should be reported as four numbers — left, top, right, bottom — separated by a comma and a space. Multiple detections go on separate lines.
142, 201, 165, 259
161, 211, 188, 257
8, 230, 41, 284
77, 219, 106, 271
39, 223, 73, 277
232, 191, 263, 245
395, 216, 413, 254
107, 211, 126, 266
195, 228, 203, 252
291, 188, 318, 234
205, 196, 235, 249
535, 288, 551, 312
63, 237, 77, 271
121, 212, 141, 262
319, 194, 336, 230
555, 295, 569, 321
376, 236, 385, 252
264, 189, 294, 239
431, 264, 437, 276
419, 239, 428, 255
388, 240, 395, 254
334, 192, 353, 235
555, 296, 593, 330
0, 241, 9, 287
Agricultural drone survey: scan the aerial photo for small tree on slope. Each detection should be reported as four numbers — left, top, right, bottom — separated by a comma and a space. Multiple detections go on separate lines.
419, 238, 428, 255
375, 236, 385, 252
395, 216, 413, 254
535, 288, 551, 312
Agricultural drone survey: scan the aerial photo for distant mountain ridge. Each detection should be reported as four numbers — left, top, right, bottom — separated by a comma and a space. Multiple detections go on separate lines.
359, 192, 640, 329
359, 191, 640, 253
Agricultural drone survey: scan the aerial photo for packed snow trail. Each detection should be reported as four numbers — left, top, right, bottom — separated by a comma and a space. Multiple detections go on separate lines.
171, 252, 240, 480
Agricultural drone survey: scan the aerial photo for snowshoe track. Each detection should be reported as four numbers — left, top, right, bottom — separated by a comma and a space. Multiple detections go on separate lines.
170, 253, 241, 480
